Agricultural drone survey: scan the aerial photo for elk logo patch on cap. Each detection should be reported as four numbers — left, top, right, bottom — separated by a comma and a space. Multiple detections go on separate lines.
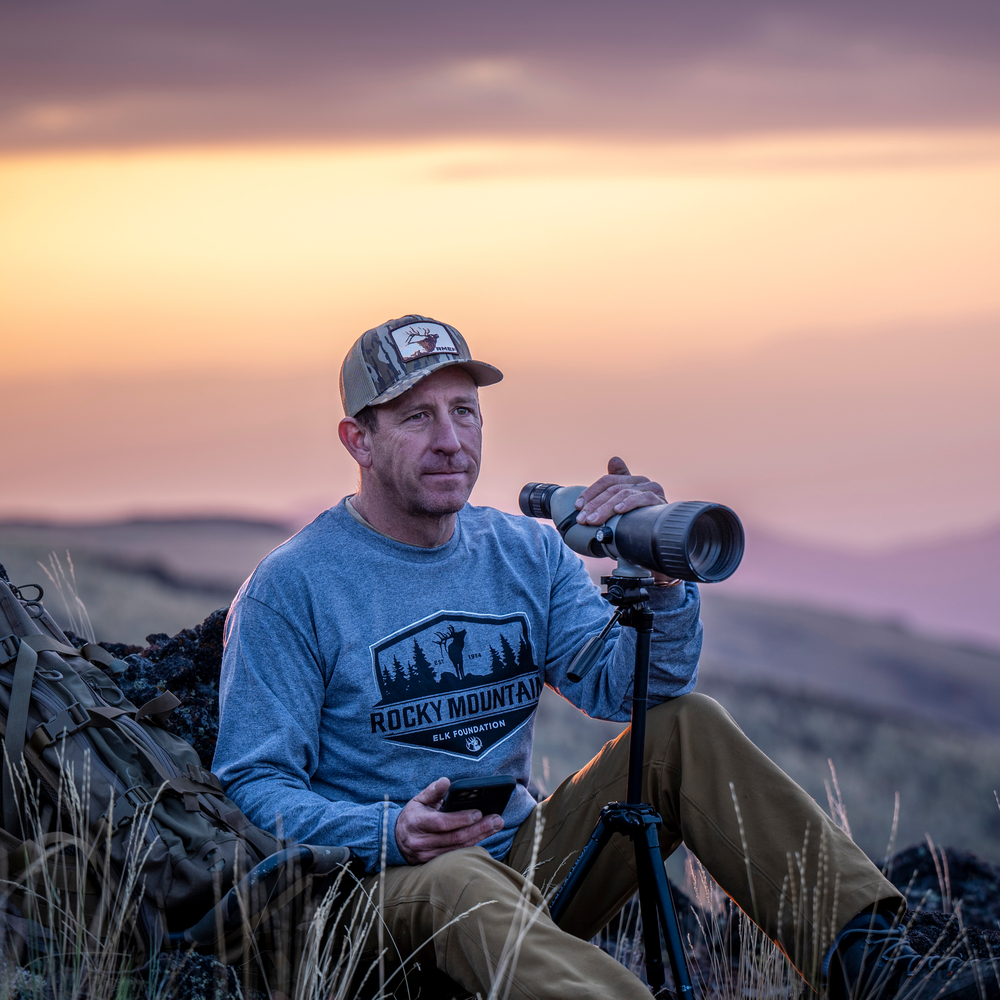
390, 323, 460, 364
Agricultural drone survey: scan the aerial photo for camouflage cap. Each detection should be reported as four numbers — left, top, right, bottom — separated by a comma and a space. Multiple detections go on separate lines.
339, 315, 504, 417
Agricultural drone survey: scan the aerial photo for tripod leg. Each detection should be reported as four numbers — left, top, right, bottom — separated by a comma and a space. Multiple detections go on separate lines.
632, 836, 668, 990
548, 817, 614, 924
643, 824, 694, 997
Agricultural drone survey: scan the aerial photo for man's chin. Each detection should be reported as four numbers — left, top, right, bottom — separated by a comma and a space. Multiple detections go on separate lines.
411, 482, 474, 518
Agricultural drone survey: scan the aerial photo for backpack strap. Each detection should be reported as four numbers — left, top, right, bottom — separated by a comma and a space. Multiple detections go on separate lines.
78, 642, 129, 676
0, 634, 129, 832
104, 785, 157, 831
135, 691, 181, 726
1, 634, 40, 833
0, 634, 128, 674
0, 637, 175, 783
184, 762, 224, 792
26, 703, 132, 754
216, 803, 281, 862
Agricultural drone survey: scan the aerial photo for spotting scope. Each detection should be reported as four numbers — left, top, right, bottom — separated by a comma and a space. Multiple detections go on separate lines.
519, 483, 744, 583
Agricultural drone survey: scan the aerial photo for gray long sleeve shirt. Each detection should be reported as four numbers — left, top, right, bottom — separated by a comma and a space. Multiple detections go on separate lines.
213, 500, 702, 871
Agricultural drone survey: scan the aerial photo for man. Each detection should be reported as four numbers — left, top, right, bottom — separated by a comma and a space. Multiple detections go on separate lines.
215, 315, 998, 1000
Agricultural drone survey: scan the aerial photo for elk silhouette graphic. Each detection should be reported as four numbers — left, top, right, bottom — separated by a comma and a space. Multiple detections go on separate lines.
435, 624, 467, 680
405, 327, 440, 355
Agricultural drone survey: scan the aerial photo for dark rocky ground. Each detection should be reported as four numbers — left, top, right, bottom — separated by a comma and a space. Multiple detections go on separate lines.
68, 606, 229, 768
70, 611, 1000, 997
880, 845, 1000, 955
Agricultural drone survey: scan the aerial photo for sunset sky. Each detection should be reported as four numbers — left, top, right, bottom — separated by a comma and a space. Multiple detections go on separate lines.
2, 1, 998, 548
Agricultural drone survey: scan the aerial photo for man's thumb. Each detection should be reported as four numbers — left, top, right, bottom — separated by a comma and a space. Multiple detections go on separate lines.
608, 456, 630, 476
418, 777, 450, 807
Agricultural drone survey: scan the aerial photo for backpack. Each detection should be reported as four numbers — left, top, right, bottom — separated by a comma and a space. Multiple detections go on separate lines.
0, 568, 356, 984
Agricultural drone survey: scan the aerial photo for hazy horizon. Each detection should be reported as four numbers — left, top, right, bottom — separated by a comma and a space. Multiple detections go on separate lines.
4, 320, 998, 551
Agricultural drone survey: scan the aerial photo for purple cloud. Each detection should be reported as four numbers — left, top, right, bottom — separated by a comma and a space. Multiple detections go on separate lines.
2, 0, 999, 149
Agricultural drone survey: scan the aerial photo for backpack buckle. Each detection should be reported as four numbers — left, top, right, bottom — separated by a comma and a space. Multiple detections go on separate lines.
0, 634, 19, 666
124, 785, 153, 808
106, 785, 154, 830
28, 703, 93, 752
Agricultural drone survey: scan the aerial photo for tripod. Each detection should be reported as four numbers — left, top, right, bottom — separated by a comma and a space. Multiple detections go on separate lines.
547, 568, 693, 998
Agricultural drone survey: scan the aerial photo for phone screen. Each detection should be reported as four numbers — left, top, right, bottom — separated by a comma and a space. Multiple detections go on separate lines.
441, 775, 516, 816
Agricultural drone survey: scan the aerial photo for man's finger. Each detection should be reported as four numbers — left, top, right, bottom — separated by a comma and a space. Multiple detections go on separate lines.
419, 807, 483, 833
608, 456, 630, 476
577, 483, 630, 518
445, 814, 502, 846
577, 484, 660, 522
414, 777, 450, 807
407, 813, 503, 862
426, 814, 503, 850
611, 490, 664, 515
576, 474, 645, 509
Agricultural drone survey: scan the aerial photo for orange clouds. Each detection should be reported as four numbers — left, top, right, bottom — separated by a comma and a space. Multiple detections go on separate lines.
1, 131, 999, 380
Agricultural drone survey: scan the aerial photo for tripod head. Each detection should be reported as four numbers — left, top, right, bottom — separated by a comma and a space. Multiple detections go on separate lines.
602, 560, 655, 606
566, 560, 658, 682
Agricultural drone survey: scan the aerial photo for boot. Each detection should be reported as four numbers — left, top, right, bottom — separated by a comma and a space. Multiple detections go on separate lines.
826, 908, 1000, 1000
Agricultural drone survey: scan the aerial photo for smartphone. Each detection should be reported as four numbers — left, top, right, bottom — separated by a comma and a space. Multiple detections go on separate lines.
440, 775, 516, 816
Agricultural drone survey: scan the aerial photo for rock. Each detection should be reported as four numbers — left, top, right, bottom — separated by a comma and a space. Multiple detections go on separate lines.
879, 844, 1000, 959
881, 844, 1000, 927
69, 606, 229, 767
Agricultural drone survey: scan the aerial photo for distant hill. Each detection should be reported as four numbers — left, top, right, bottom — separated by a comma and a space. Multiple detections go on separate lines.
717, 522, 1000, 648
0, 517, 291, 644
699, 590, 1000, 734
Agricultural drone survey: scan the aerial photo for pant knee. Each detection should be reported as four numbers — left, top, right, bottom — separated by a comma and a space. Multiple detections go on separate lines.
646, 693, 743, 756
648, 691, 729, 728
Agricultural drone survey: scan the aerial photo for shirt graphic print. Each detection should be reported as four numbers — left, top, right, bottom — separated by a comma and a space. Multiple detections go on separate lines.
368, 610, 541, 759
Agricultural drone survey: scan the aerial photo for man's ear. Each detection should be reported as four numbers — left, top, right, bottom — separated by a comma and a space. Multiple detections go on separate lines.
338, 417, 374, 469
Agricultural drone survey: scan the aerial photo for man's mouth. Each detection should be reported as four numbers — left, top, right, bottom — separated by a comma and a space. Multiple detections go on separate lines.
424, 467, 469, 476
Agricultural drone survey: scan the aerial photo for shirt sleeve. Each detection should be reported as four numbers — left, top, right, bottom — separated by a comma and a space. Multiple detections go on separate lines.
541, 536, 703, 723
213, 591, 406, 871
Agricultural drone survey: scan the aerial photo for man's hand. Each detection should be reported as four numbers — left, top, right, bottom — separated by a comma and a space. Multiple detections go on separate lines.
395, 777, 504, 865
575, 456, 666, 526
575, 457, 681, 586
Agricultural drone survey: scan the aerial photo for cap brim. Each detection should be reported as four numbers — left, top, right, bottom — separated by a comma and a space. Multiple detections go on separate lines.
366, 358, 504, 409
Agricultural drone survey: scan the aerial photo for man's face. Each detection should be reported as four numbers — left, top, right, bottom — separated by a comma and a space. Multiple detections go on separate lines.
366, 366, 483, 519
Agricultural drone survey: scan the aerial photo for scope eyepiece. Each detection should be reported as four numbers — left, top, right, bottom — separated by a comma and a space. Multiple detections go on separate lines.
519, 481, 744, 584
518, 483, 560, 521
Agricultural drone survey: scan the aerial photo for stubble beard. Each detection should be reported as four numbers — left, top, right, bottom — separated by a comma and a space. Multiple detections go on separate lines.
364, 465, 478, 523
406, 471, 478, 520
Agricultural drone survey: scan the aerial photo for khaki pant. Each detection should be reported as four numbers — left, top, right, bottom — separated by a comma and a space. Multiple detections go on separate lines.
354, 694, 902, 999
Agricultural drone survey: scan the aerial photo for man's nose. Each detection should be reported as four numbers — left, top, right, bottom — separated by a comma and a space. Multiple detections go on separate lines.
431, 415, 463, 453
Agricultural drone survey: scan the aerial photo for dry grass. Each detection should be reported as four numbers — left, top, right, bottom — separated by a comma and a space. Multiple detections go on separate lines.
4, 756, 989, 1000
1, 755, 163, 1000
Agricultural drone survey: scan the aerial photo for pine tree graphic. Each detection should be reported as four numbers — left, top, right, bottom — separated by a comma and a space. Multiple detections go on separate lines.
409, 638, 437, 693
499, 633, 517, 675
488, 644, 505, 677
392, 655, 408, 698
